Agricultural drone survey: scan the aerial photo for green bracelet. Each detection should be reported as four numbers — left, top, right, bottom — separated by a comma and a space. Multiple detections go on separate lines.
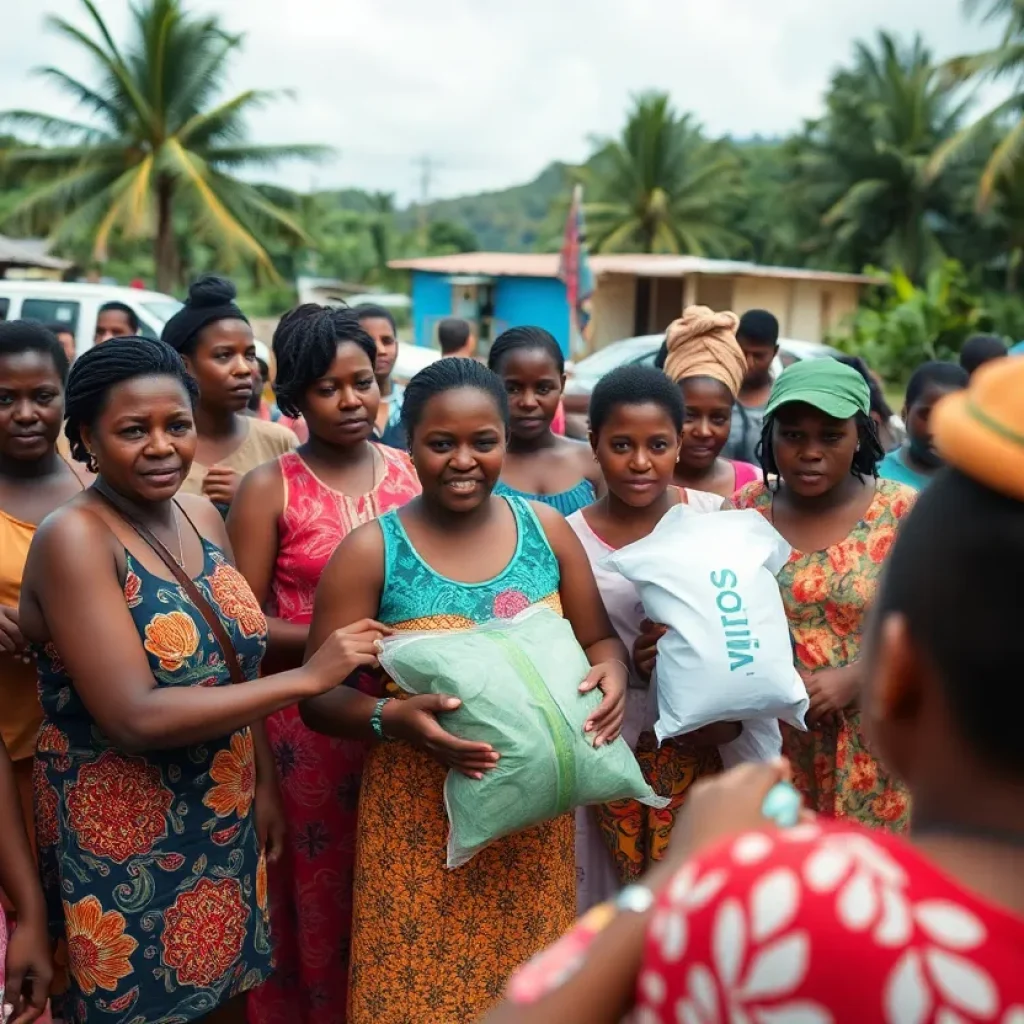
370, 698, 393, 741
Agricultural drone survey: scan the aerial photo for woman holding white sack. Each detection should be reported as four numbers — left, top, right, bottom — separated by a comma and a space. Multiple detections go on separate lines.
567, 365, 738, 906
734, 357, 915, 831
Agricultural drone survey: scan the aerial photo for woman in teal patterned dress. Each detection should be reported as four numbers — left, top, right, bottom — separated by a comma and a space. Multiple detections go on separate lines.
18, 338, 390, 1024
488, 327, 602, 516
301, 358, 628, 1024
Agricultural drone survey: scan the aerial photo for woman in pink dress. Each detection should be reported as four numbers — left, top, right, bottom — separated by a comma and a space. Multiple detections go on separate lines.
229, 305, 419, 1024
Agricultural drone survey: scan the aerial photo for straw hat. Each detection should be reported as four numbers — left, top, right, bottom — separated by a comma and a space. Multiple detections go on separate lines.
931, 356, 1024, 501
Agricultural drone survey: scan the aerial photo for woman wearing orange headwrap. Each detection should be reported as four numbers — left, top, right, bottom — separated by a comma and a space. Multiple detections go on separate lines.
662, 306, 762, 499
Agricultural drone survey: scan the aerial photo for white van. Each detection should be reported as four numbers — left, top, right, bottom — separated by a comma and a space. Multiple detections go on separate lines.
0, 280, 183, 358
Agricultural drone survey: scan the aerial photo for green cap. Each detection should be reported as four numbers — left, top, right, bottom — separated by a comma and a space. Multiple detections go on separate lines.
765, 358, 871, 420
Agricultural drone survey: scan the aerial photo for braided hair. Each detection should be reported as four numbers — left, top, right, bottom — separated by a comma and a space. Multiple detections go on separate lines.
401, 358, 508, 442
487, 326, 565, 376
64, 336, 198, 464
757, 409, 885, 483
272, 304, 377, 419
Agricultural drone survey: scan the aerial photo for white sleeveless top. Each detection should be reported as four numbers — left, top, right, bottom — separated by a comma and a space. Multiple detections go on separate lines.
567, 488, 724, 747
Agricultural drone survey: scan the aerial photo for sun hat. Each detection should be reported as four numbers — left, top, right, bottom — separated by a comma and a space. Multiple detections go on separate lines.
764, 357, 871, 420
932, 356, 1024, 502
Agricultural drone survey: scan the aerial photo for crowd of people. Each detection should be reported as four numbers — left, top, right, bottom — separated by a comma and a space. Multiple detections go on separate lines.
0, 279, 1021, 1024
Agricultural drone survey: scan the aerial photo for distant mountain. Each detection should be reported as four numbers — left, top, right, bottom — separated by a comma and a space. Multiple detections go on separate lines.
394, 162, 572, 253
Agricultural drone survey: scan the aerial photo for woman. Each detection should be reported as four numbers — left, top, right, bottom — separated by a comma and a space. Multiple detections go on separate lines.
567, 366, 736, 910
661, 307, 761, 499
488, 327, 602, 515
485, 357, 1024, 1023
0, 323, 83, 850
18, 337, 390, 1024
734, 358, 915, 830
879, 360, 968, 490
161, 275, 297, 515
300, 358, 628, 1023
228, 306, 420, 1024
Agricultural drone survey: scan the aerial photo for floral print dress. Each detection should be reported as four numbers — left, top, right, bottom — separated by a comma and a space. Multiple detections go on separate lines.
347, 495, 576, 1024
34, 541, 273, 1023
734, 479, 914, 831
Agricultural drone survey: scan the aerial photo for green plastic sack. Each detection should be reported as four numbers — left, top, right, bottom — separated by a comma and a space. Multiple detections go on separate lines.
378, 606, 667, 868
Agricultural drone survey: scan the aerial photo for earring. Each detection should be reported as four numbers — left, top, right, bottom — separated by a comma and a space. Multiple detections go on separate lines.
855, 443, 862, 453
86, 451, 99, 474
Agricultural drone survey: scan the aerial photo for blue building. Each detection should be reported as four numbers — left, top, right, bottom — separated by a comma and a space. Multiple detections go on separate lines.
390, 253, 573, 354
390, 252, 873, 356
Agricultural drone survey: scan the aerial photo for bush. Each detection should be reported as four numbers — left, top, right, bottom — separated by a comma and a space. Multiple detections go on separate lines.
831, 261, 995, 381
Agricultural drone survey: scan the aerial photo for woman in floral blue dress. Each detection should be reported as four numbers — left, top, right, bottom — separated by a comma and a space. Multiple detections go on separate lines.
18, 338, 388, 1024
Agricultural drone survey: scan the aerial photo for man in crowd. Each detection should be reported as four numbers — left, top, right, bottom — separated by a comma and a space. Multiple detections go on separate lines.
960, 334, 1007, 378
45, 321, 77, 363
723, 308, 779, 464
94, 301, 139, 344
356, 303, 406, 449
438, 317, 477, 359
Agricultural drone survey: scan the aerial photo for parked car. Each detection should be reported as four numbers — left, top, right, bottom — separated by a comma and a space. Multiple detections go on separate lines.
561, 334, 841, 438
0, 280, 183, 357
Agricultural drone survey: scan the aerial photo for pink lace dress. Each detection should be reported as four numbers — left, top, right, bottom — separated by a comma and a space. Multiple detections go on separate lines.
248, 446, 420, 1024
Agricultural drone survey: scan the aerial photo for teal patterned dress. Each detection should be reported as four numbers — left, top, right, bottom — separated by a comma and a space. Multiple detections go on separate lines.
492, 478, 596, 517
347, 495, 577, 1024
34, 540, 274, 1023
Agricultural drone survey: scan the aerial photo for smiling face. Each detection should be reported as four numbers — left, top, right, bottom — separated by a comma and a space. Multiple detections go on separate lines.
301, 341, 380, 448
360, 316, 398, 382
183, 319, 256, 413
591, 401, 681, 508
0, 350, 65, 464
410, 386, 506, 513
678, 376, 734, 471
497, 346, 564, 443
771, 402, 859, 498
80, 375, 197, 502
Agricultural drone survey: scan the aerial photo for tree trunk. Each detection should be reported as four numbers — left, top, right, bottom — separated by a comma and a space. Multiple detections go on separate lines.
154, 177, 178, 294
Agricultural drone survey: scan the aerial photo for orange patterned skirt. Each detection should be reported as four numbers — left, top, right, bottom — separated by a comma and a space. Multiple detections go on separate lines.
593, 731, 721, 883
348, 738, 575, 1023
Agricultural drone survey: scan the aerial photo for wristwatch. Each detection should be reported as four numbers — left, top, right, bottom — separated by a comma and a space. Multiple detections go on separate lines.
615, 883, 656, 915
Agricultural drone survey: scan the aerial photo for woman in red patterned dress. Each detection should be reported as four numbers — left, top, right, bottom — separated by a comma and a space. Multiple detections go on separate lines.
229, 306, 419, 1024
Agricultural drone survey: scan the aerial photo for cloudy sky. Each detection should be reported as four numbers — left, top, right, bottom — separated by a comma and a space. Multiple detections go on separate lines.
1, 0, 1005, 203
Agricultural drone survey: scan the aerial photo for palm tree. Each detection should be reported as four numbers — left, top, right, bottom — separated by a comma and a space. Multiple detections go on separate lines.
0, 0, 329, 291
797, 32, 967, 281
933, 0, 1024, 206
582, 92, 742, 256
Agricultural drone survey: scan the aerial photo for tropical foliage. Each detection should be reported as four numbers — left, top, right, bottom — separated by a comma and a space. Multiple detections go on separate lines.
580, 93, 742, 256
0, 0, 326, 290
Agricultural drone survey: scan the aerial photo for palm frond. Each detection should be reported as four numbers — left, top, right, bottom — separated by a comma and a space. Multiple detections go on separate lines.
0, 110, 109, 144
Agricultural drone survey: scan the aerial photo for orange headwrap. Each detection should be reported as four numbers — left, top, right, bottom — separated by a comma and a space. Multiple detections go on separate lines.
662, 305, 746, 396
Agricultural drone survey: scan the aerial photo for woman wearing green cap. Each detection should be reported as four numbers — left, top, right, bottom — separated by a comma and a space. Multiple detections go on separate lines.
734, 358, 915, 831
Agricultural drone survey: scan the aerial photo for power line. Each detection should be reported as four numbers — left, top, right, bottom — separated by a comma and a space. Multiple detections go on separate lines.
413, 155, 442, 246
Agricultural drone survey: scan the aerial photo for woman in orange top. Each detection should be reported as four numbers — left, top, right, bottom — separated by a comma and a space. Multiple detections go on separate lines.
0, 322, 84, 841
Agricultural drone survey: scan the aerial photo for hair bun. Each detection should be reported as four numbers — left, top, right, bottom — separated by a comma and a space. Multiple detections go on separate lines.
186, 274, 238, 309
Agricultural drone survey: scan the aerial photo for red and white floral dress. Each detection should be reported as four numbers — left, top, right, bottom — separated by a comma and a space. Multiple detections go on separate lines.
509, 822, 1024, 1022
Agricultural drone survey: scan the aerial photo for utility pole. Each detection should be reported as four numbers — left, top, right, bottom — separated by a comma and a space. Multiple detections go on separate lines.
413, 155, 440, 251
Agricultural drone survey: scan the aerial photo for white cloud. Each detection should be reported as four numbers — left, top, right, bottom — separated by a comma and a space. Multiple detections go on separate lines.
0, 0, 1004, 202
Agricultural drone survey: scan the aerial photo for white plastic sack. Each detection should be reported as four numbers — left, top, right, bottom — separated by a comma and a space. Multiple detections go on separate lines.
603, 505, 808, 745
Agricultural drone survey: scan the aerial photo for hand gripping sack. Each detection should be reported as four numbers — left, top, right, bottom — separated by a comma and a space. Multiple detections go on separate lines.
378, 606, 667, 869
603, 505, 808, 745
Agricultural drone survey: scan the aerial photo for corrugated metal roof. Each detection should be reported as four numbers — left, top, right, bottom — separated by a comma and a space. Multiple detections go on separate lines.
389, 252, 876, 285
0, 235, 72, 270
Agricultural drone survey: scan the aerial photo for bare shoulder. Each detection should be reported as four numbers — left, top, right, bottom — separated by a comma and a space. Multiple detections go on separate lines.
323, 516, 387, 580
175, 492, 229, 546
527, 499, 575, 547
234, 457, 286, 509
